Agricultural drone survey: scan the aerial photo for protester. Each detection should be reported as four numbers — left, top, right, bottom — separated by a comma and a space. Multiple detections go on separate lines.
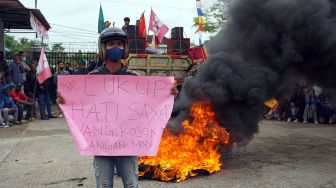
0, 112, 8, 128
264, 95, 290, 121
263, 86, 336, 125
122, 17, 130, 32
0, 51, 9, 86
303, 89, 319, 124
25, 61, 37, 93
104, 21, 111, 29
288, 88, 306, 122
54, 61, 70, 118
87, 27, 142, 188
49, 67, 57, 104
331, 110, 336, 124
318, 95, 334, 124
65, 62, 74, 75
10, 84, 34, 122
278, 94, 291, 121
186, 60, 199, 76
0, 83, 19, 125
74, 59, 89, 75
36, 77, 55, 120
56, 25, 178, 185
264, 102, 278, 120
87, 53, 100, 72
8, 52, 26, 85
24, 62, 38, 118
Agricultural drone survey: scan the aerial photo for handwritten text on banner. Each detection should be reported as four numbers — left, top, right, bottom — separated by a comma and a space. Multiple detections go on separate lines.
58, 75, 174, 156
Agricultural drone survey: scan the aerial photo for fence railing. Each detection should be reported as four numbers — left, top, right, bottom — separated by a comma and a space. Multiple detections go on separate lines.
45, 52, 97, 70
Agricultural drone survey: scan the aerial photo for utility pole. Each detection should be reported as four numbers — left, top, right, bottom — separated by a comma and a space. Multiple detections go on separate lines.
35, 0, 38, 38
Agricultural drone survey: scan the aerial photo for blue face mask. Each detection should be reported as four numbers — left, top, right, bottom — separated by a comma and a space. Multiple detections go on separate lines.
106, 47, 124, 62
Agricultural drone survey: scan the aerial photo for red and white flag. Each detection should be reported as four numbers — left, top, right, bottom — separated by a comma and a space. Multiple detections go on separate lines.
149, 9, 169, 43
187, 45, 207, 63
36, 48, 52, 84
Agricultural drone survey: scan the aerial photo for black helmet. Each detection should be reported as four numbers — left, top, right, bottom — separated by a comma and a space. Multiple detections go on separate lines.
98, 27, 129, 60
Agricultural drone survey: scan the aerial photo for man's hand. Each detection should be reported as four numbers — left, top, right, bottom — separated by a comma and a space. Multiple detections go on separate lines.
171, 82, 179, 97
57, 92, 65, 104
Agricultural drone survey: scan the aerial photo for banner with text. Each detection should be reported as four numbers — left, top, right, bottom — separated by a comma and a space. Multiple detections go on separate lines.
58, 75, 175, 156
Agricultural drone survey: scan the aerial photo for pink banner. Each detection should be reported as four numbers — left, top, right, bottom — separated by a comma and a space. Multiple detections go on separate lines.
58, 75, 175, 156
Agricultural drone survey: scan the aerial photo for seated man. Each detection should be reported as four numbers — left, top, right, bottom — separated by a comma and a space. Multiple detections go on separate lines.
10, 84, 34, 122
318, 96, 334, 124
0, 119, 8, 128
0, 83, 19, 125
0, 107, 8, 128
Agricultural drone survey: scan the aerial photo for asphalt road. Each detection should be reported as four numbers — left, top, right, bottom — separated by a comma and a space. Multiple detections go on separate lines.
0, 119, 335, 188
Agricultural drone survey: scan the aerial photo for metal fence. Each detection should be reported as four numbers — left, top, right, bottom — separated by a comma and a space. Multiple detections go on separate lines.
45, 52, 97, 70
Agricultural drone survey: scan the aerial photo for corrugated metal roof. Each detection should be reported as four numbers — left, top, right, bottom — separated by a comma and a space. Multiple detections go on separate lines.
0, 0, 50, 30
0, 0, 25, 10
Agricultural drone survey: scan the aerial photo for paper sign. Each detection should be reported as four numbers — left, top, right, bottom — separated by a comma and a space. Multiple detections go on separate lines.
58, 75, 174, 156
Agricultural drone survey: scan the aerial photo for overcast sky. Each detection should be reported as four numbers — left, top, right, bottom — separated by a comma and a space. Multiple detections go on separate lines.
10, 0, 215, 47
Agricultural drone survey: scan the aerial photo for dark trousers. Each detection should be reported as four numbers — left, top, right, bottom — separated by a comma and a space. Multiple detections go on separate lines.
17, 103, 33, 121
38, 92, 52, 119
319, 105, 333, 123
27, 93, 37, 117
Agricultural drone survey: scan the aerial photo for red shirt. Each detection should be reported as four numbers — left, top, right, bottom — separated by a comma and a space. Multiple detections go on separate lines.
10, 91, 29, 102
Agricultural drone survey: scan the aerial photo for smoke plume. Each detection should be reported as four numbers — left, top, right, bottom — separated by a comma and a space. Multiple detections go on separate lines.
170, 0, 336, 143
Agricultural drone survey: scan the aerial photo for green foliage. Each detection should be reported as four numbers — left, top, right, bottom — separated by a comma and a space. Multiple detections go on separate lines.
4, 34, 35, 54
193, 16, 218, 34
193, 0, 230, 35
51, 43, 65, 52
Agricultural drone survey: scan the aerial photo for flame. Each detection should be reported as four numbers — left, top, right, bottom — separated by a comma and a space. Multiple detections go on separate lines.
139, 102, 231, 182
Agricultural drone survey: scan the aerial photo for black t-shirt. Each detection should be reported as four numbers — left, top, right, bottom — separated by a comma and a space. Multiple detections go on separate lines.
89, 64, 139, 76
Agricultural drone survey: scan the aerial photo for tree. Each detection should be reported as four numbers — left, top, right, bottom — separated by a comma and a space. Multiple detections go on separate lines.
51, 43, 65, 52
193, 16, 218, 34
193, 0, 230, 35
4, 34, 36, 53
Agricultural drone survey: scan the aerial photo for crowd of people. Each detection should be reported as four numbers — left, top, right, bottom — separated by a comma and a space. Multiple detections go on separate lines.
1, 49, 335, 129
0, 50, 99, 128
264, 87, 335, 125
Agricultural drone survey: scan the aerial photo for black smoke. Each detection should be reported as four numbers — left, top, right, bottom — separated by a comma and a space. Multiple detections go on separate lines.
170, 0, 336, 143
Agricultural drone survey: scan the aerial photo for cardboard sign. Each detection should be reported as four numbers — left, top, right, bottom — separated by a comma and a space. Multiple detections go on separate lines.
58, 75, 174, 156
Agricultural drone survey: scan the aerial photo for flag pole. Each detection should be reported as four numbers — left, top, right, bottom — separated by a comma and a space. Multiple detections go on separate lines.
201, 45, 206, 62
151, 7, 157, 48
32, 46, 43, 119
32, 69, 38, 119
135, 20, 138, 54
142, 10, 148, 47
148, 7, 151, 36
151, 31, 156, 48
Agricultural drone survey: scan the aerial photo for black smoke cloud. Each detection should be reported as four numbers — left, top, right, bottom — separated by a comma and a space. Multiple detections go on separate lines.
170, 0, 336, 143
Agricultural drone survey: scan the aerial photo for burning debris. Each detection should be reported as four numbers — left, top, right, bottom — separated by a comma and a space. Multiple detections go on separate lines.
140, 0, 336, 182
139, 102, 230, 182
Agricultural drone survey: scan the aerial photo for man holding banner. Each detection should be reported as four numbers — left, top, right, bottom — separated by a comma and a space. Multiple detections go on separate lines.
57, 27, 177, 188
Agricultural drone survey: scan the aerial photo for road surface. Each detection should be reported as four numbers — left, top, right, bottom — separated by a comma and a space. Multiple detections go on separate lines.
0, 119, 335, 188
